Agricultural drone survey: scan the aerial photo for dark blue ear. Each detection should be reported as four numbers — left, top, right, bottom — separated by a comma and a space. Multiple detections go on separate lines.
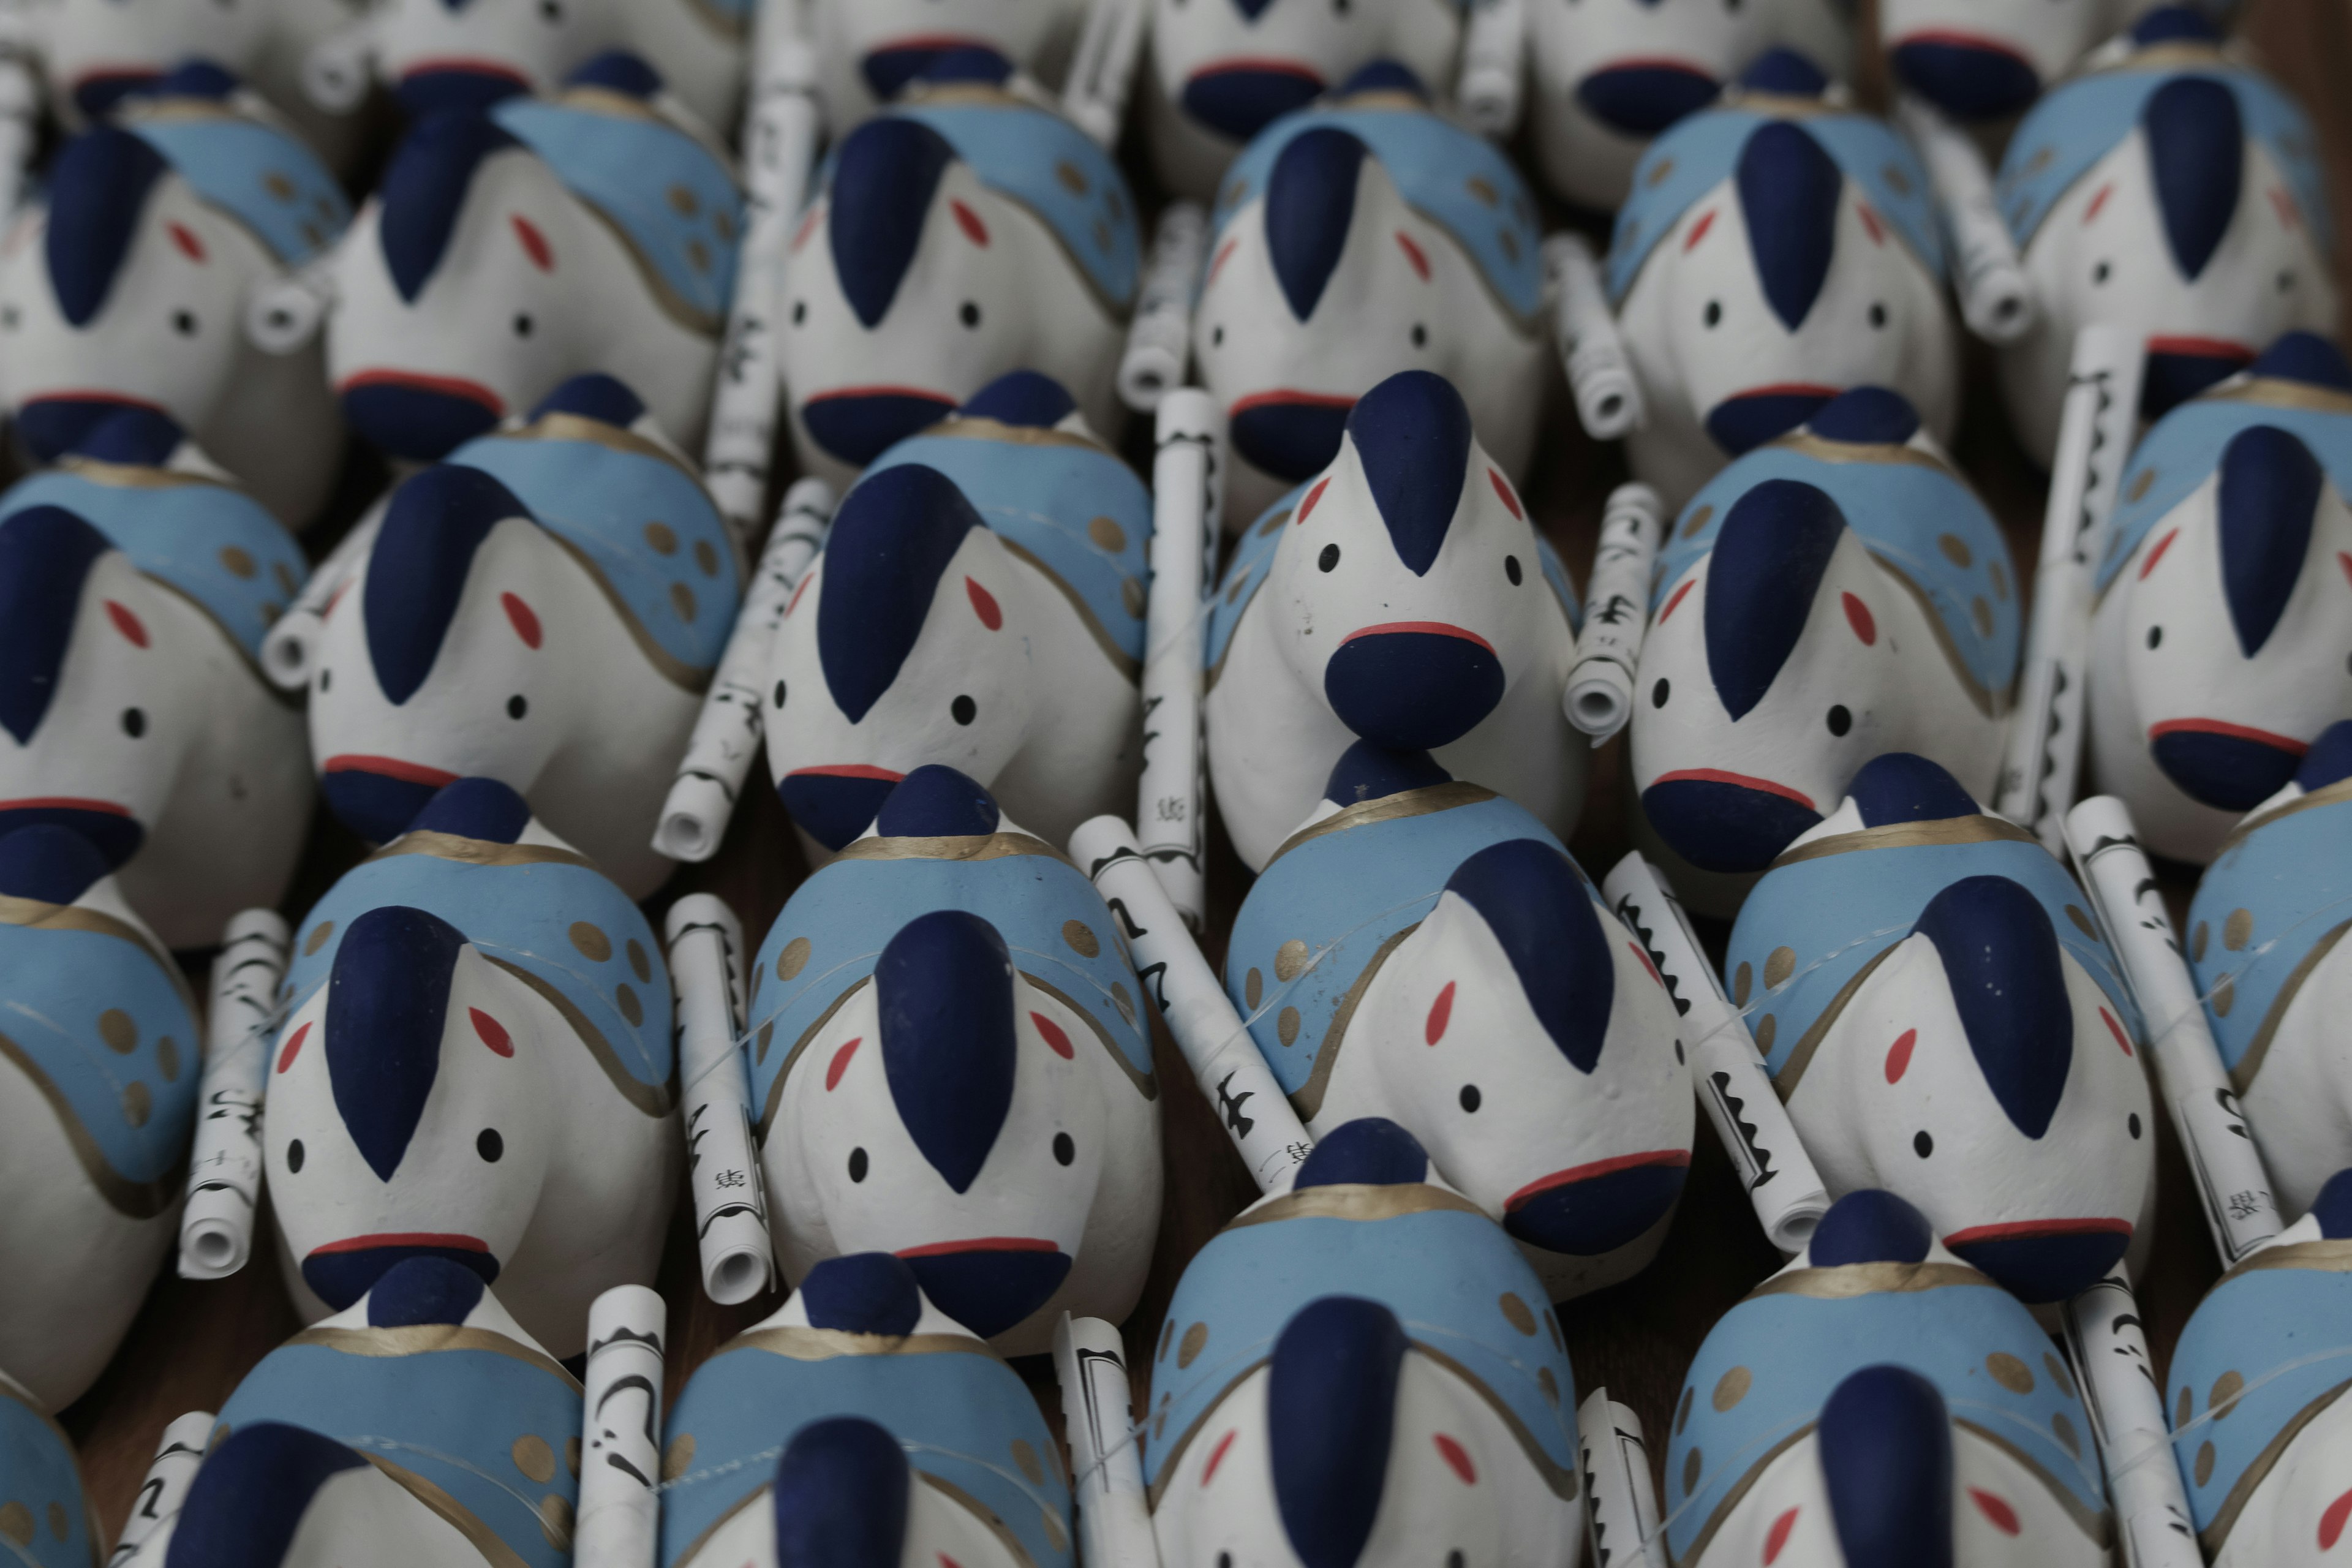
1810, 1188, 1935, 1266
1913, 876, 2071, 1139
1738, 122, 1841, 331
1344, 371, 1473, 577
1807, 386, 1920, 445
829, 117, 956, 330
45, 127, 170, 327
959, 371, 1076, 428
801, 1253, 925, 1335
816, 464, 981, 724
1445, 840, 1613, 1074
1849, 753, 1978, 826
772, 1417, 909, 1568
0, 824, 110, 904
164, 1423, 366, 1568
2217, 424, 2321, 658
366, 1256, 488, 1326
378, 111, 521, 303
875, 765, 1000, 837
2133, 6, 2223, 46
1267, 127, 1369, 323
1703, 479, 1845, 721
326, 905, 469, 1183
2249, 331, 2352, 390
1338, 60, 1428, 99
1269, 1296, 1408, 1568
529, 373, 646, 427
1820, 1366, 1954, 1568
405, 777, 532, 842
2143, 76, 2242, 282
565, 50, 663, 96
2296, 721, 2352, 791
1322, 741, 1452, 805
1737, 48, 1830, 97
2310, 1169, 2352, 1238
878, 910, 1016, 1194
69, 406, 186, 466
0, 506, 114, 745
1294, 1117, 1430, 1189
364, 464, 532, 706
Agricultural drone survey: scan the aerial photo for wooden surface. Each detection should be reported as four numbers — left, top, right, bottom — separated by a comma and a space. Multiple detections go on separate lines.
49, 0, 2352, 1537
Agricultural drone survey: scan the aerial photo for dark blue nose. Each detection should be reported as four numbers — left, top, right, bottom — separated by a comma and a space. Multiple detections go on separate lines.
1888, 36, 2042, 123
1705, 385, 1837, 456
1324, 626, 1502, 751
300, 1237, 499, 1312
2149, 721, 2307, 812
1181, 62, 1324, 141
340, 375, 504, 462
800, 390, 958, 468
13, 396, 168, 463
1230, 394, 1355, 483
1576, 62, 1719, 137
1943, 1220, 2131, 1305
1640, 773, 1823, 874
895, 1242, 1072, 1338
2143, 339, 2253, 420
1503, 1153, 1689, 1256
778, 766, 905, 851
320, 759, 459, 844
393, 64, 532, 116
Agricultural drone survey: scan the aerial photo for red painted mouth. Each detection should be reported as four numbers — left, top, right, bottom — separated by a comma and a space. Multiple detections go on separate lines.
335, 371, 507, 416
307, 1231, 490, 1256
2145, 336, 2255, 363
1649, 768, 1817, 811
1228, 390, 1359, 418
785, 764, 908, 783
895, 1236, 1062, 1257
0, 796, 130, 815
322, 755, 462, 787
1188, 58, 1327, 88
1942, 1217, 2133, 1248
2148, 718, 2309, 753
396, 58, 535, 89
1506, 1149, 1691, 1210
1340, 622, 1499, 656
1884, 28, 2033, 65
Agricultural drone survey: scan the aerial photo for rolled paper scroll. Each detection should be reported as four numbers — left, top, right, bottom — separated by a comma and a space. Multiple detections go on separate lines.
664, 894, 775, 1304
575, 1285, 668, 1568
1118, 203, 1208, 413
299, 17, 377, 113
1137, 390, 1220, 927
654, 478, 835, 861
1545, 232, 1643, 440
1604, 853, 1828, 1253
2062, 1270, 2203, 1568
243, 246, 342, 356
0, 55, 32, 224
1577, 1388, 1666, 1568
179, 909, 290, 1280
1063, 0, 1149, 149
1053, 1314, 1157, 1568
262, 495, 384, 691
1996, 325, 2144, 853
1894, 94, 2034, 345
107, 1409, 216, 1568
1457, 0, 1527, 140
701, 34, 821, 544
1069, 815, 1313, 1191
2067, 796, 2280, 1264
1564, 482, 1664, 742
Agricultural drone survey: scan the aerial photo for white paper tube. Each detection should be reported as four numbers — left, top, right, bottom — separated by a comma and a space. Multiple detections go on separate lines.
1544, 232, 1644, 440
1603, 853, 1827, 1253
2066, 796, 2280, 1264
1136, 391, 1218, 927
1052, 1315, 1158, 1568
1063, 0, 1148, 148
1577, 1388, 1664, 1568
1564, 482, 1664, 742
107, 1410, 216, 1568
654, 478, 835, 861
1118, 203, 1207, 413
244, 246, 341, 356
575, 1285, 668, 1568
1894, 94, 2034, 345
1457, 0, 1526, 140
263, 497, 384, 691
2062, 1271, 2203, 1568
0, 55, 34, 227
179, 910, 291, 1280
664, 895, 775, 1305
300, 19, 376, 114
1069, 815, 1313, 1190
1995, 326, 2144, 854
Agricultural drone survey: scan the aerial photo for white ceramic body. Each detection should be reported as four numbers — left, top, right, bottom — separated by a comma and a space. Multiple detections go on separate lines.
2236, 938, 2352, 1219
368, 0, 746, 129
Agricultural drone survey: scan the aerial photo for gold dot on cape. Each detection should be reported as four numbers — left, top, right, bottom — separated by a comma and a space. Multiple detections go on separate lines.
565, 1437, 581, 1476
2224, 909, 2253, 951
276, 562, 300, 596
662, 1434, 695, 1480
672, 582, 698, 621
122, 1081, 151, 1127
2191, 922, 2209, 962
1275, 940, 1310, 982
512, 1435, 556, 1482
2177, 1386, 2193, 1427
616, 984, 644, 1027
1088, 517, 1128, 554
1675, 1387, 1694, 1435
2065, 905, 2096, 937
265, 172, 296, 200
219, 545, 257, 578
1277, 1007, 1301, 1046
2211, 1370, 2244, 1418
1733, 962, 1752, 1005
1545, 1311, 1562, 1351
2211, 975, 2235, 1017
1683, 1447, 1702, 1494
1647, 157, 1675, 187
2128, 468, 2155, 502
1763, 948, 1796, 989
2194, 1441, 2215, 1486
1258, 508, 1288, 537
756, 1022, 775, 1063
1465, 176, 1498, 206
157, 1036, 179, 1081
1939, 533, 1972, 567
1245, 969, 1264, 1009
1972, 597, 1994, 637
1713, 1366, 1752, 1412
668, 184, 698, 216
1063, 920, 1099, 958
628, 940, 651, 981
1110, 982, 1136, 1025
99, 1009, 138, 1054
1881, 162, 1911, 194
0, 1503, 31, 1547
644, 522, 677, 554
777, 937, 811, 979
538, 1494, 573, 1549
1538, 1366, 1559, 1404
1989, 561, 2009, 601
1056, 160, 1088, 195
1121, 577, 1147, 617
570, 922, 612, 962
1986, 1352, 2034, 1394
1498, 1293, 1536, 1335
1754, 1014, 1777, 1052
1011, 1439, 1044, 1484
2044, 1352, 2075, 1398
1682, 503, 1713, 539
1159, 1321, 1174, 1360
306, 921, 333, 956
1040, 1509, 1068, 1553
1177, 1322, 1208, 1368
695, 540, 720, 576
2051, 1411, 2079, 1457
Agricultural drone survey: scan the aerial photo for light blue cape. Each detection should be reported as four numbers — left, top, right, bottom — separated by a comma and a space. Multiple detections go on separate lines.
2188, 782, 2352, 1088
125, 105, 350, 265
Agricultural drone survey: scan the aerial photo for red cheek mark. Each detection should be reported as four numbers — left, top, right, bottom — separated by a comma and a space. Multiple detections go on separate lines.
2084, 183, 2115, 224
276, 1021, 311, 1074
326, 580, 352, 619
1488, 469, 1523, 519
470, 1009, 513, 1057
1684, 209, 1716, 252
1395, 230, 1430, 280
167, 222, 206, 262
1842, 592, 1877, 646
786, 569, 815, 617
2319, 1485, 2352, 1548
1202, 1429, 1238, 1484
792, 205, 823, 254
2100, 1007, 2133, 1057
965, 576, 1001, 630
510, 214, 554, 271
1629, 941, 1664, 987
104, 600, 149, 647
1969, 1490, 2020, 1536
1659, 579, 1695, 624
501, 592, 542, 648
1207, 237, 1238, 287
950, 199, 990, 247
1033, 1012, 1074, 1060
939, 1556, 963, 1568
1884, 1027, 1917, 1084
1856, 202, 1885, 246
1764, 1507, 1800, 1564
825, 1036, 862, 1091
2337, 551, 2352, 590
1296, 477, 1330, 523
1432, 1434, 1476, 1485
2272, 187, 2304, 230
2139, 527, 2179, 581
1425, 981, 1455, 1045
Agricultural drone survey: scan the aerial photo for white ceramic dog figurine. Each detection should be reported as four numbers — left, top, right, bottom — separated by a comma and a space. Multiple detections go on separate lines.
2090, 332, 2352, 864
805, 0, 1088, 131
778, 81, 1137, 489
763, 372, 1147, 858
1994, 7, 2337, 465
658, 1251, 1074, 1568
1627, 387, 2018, 897
263, 777, 676, 1359
1604, 50, 1959, 505
745, 766, 1162, 1357
1205, 369, 1585, 872
1665, 1187, 2111, 1566
329, 57, 742, 464
0, 414, 313, 948
0, 67, 351, 525
1226, 741, 1692, 1297
1194, 62, 1547, 522
362, 0, 746, 129
309, 375, 739, 899
1727, 753, 2155, 1305
0, 1369, 100, 1561
1144, 1118, 1585, 1567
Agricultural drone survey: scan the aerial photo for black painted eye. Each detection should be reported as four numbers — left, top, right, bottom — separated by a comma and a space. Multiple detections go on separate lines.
513, 314, 534, 337
791, 300, 806, 325
772, 680, 787, 709
2128, 1113, 2143, 1140
507, 694, 527, 719
2146, 625, 2163, 650
1504, 555, 1522, 585
1411, 323, 1427, 348
1703, 300, 1722, 328
951, 695, 976, 725
172, 311, 197, 336
959, 301, 981, 328
1318, 544, 1340, 572
1913, 1130, 1934, 1158
1, 306, 18, 328
318, 669, 331, 692
1652, 678, 1670, 708
1211, 325, 1224, 347
286, 1139, 305, 1172
538, 0, 560, 18
2092, 261, 2111, 285
848, 1147, 869, 1182
1868, 303, 1887, 328
2279, 270, 2296, 292
478, 1128, 503, 1161
1447, 1553, 1466, 1568
1826, 705, 1852, 736
122, 708, 146, 737
1459, 1084, 1481, 1112
1053, 1133, 1075, 1166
